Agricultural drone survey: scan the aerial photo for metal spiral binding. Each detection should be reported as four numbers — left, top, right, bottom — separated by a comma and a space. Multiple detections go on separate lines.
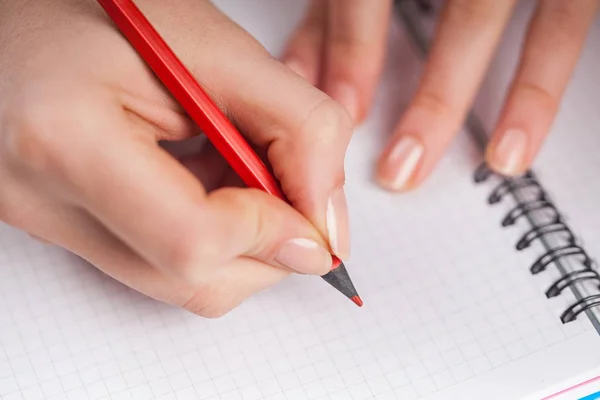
474, 164, 600, 323
394, 0, 600, 324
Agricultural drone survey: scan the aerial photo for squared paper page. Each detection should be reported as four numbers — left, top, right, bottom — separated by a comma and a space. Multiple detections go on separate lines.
472, 0, 600, 267
1, 1, 600, 400
473, 6, 600, 399
432, 0, 600, 397
472, 0, 600, 308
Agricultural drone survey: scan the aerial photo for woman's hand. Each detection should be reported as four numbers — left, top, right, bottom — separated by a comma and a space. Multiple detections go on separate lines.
282, 0, 599, 190
0, 0, 353, 317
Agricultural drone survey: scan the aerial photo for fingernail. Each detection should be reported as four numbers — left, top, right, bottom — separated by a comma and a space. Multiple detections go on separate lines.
489, 128, 528, 175
285, 59, 309, 80
326, 187, 350, 259
276, 238, 332, 275
378, 135, 424, 191
330, 83, 359, 121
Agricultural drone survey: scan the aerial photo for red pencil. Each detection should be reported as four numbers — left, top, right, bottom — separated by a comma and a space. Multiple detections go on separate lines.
96, 0, 362, 307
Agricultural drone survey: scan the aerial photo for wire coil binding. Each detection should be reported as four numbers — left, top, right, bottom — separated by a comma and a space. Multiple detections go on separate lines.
395, 0, 600, 325
474, 163, 600, 323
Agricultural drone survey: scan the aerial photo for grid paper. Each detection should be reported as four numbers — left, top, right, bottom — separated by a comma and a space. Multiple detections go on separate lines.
470, 0, 600, 324
2, 1, 600, 399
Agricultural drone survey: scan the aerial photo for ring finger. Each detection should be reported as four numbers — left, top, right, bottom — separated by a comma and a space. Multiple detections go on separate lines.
486, 0, 600, 175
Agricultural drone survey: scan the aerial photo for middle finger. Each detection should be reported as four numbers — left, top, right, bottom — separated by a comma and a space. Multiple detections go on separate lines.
377, 0, 518, 191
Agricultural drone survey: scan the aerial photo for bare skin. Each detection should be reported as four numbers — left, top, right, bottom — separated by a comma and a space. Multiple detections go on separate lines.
0, 0, 352, 317
282, 0, 599, 189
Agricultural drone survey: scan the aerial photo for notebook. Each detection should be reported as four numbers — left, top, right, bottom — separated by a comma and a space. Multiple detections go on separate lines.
1, 0, 600, 399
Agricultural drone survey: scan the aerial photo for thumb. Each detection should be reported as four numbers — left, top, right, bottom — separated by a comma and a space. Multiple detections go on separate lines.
202, 187, 335, 277
140, 2, 354, 260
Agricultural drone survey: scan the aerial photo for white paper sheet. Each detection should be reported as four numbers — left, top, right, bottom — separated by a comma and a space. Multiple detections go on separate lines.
1, 1, 600, 399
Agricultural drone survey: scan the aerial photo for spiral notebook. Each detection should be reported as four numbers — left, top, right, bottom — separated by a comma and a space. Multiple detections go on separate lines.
2, 0, 600, 399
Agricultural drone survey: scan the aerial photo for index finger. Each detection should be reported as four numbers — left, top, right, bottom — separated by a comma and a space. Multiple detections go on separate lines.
154, 11, 356, 259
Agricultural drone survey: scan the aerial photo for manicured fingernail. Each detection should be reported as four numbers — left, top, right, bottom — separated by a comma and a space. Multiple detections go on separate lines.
378, 135, 424, 191
330, 83, 359, 121
326, 187, 350, 259
276, 238, 332, 275
285, 59, 309, 80
489, 128, 528, 175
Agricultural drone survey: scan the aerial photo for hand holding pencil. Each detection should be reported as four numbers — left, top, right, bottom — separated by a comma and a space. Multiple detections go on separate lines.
0, 0, 356, 316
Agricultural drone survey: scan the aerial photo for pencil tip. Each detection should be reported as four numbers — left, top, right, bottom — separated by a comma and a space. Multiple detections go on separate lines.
351, 296, 363, 307
321, 260, 362, 307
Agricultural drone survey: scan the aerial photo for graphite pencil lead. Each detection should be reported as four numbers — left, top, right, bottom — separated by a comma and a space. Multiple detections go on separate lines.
321, 260, 362, 306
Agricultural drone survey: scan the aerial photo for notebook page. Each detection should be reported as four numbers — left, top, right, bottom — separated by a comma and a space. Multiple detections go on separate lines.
1, 1, 600, 400
418, 1, 600, 397
515, 15, 600, 400
470, 1, 600, 324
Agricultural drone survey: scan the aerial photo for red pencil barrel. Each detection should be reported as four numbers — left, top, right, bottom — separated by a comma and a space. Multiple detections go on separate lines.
96, 0, 285, 199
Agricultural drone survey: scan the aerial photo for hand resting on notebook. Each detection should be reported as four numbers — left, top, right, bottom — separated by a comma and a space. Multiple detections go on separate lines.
0, 0, 353, 317
282, 0, 599, 190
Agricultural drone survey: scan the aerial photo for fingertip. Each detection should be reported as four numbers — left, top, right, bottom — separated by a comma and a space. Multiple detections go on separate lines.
325, 186, 350, 260
374, 173, 419, 194
275, 237, 333, 276
485, 128, 530, 176
375, 134, 425, 192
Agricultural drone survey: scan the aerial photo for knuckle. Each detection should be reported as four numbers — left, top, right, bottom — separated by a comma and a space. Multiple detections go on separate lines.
166, 227, 219, 282
3, 98, 73, 177
541, 2, 583, 39
168, 188, 272, 282
301, 1, 326, 33
513, 82, 558, 114
446, 0, 497, 29
299, 97, 353, 147
329, 30, 372, 54
182, 287, 232, 319
211, 188, 266, 248
240, 190, 269, 250
267, 98, 349, 204
412, 91, 455, 119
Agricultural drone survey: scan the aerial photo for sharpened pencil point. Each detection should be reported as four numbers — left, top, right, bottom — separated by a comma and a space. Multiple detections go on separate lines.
321, 259, 362, 306
351, 296, 363, 307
